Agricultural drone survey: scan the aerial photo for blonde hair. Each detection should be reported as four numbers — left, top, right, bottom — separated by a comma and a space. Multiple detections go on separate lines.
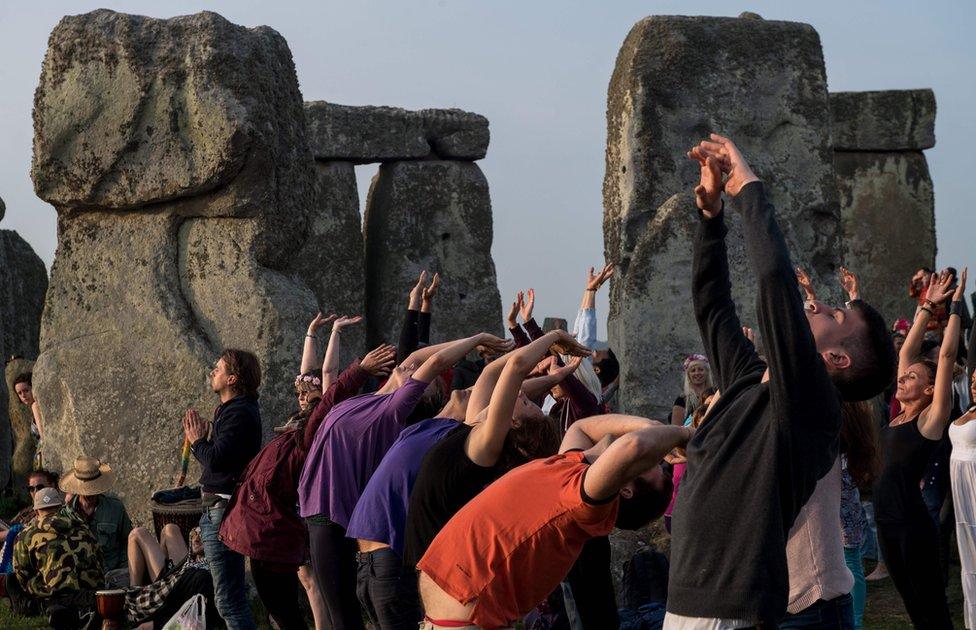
682, 359, 714, 416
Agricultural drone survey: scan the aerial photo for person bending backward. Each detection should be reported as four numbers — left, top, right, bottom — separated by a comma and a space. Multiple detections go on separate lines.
873, 268, 966, 630
417, 409, 687, 630
298, 332, 513, 630
664, 135, 896, 629
402, 330, 583, 570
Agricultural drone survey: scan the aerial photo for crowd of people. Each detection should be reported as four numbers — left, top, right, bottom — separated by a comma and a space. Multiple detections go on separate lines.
0, 134, 973, 630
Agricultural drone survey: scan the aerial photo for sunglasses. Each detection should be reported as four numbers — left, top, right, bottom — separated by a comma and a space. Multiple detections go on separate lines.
28, 484, 47, 493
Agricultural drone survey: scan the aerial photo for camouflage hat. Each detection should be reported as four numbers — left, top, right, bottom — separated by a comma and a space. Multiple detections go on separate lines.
33, 487, 64, 510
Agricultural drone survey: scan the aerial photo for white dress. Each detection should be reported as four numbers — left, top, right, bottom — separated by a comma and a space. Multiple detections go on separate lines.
950, 418, 976, 629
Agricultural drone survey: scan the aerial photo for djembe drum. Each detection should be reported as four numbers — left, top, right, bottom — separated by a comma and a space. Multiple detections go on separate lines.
96, 589, 126, 629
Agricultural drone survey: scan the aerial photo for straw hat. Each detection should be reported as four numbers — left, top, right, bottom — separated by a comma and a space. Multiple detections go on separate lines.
33, 487, 64, 510
60, 456, 116, 496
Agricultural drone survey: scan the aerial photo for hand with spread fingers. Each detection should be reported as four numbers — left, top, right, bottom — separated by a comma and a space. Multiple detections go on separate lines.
839, 266, 860, 302
476, 334, 516, 358
795, 267, 816, 302
549, 330, 592, 358
332, 315, 363, 332
693, 133, 760, 198
925, 269, 956, 306
587, 264, 615, 292
307, 312, 337, 336
360, 344, 397, 377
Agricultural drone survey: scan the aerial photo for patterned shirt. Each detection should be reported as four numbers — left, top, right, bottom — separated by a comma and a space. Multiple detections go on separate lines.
839, 457, 866, 549
13, 510, 103, 598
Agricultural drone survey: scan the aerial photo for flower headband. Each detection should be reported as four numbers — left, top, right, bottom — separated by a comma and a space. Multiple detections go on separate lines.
294, 374, 322, 388
683, 354, 708, 371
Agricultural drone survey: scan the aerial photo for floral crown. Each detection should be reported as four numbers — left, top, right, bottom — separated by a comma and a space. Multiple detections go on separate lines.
683, 354, 708, 371
294, 374, 322, 389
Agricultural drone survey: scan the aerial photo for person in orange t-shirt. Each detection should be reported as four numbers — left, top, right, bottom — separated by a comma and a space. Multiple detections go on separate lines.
417, 413, 692, 630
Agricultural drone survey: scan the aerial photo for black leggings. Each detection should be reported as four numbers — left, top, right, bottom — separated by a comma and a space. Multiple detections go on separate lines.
251, 561, 307, 630
877, 517, 953, 629
397, 309, 431, 363
307, 518, 364, 630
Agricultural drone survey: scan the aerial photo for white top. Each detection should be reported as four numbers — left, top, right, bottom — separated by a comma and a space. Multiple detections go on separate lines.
949, 419, 976, 462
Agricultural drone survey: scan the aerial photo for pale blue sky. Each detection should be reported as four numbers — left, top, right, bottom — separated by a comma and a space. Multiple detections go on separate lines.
1, 1, 972, 337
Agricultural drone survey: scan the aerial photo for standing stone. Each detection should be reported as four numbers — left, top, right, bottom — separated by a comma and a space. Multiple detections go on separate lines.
604, 15, 841, 418
31, 10, 317, 519
292, 162, 365, 364
364, 161, 502, 347
0, 228, 47, 489
542, 318, 568, 333
832, 90, 937, 324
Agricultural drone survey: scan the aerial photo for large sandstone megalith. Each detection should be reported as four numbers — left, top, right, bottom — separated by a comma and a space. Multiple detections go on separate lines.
831, 90, 936, 324
364, 161, 502, 346
31, 10, 322, 517
0, 211, 48, 489
604, 15, 842, 418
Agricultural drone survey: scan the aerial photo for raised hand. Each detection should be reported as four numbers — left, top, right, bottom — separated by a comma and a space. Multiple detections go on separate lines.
839, 266, 860, 301
694, 134, 759, 198
360, 344, 397, 377
687, 146, 724, 218
506, 296, 520, 329
795, 267, 817, 302
423, 272, 441, 303
953, 268, 968, 303
332, 315, 363, 331
549, 355, 583, 380
925, 269, 955, 306
549, 330, 592, 358
519, 288, 535, 322
587, 263, 615, 291
409, 271, 428, 310
477, 334, 516, 357
307, 312, 337, 335
742, 326, 755, 345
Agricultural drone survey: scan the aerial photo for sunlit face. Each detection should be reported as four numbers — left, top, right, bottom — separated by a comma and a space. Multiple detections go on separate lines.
895, 362, 934, 404
298, 388, 321, 412
15, 382, 34, 406
687, 362, 708, 386
210, 358, 235, 393
512, 391, 545, 427
804, 300, 866, 371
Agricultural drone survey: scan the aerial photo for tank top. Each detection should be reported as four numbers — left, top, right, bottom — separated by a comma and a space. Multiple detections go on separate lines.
874, 416, 939, 523
949, 418, 976, 462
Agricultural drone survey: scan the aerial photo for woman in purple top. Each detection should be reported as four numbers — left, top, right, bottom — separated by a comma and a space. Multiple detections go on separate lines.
298, 331, 513, 630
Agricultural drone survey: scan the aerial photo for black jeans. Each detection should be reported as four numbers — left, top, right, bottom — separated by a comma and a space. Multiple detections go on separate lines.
307, 517, 364, 630
778, 593, 854, 629
251, 561, 307, 630
878, 518, 954, 629
355, 548, 421, 630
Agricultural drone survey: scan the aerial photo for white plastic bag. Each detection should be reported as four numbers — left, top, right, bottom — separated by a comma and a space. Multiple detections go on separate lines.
162, 593, 207, 630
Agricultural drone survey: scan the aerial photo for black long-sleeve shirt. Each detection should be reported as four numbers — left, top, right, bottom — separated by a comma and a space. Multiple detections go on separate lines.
667, 182, 841, 624
192, 395, 262, 495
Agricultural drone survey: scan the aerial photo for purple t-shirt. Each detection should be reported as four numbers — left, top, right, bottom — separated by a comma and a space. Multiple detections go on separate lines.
298, 378, 428, 525
346, 417, 460, 557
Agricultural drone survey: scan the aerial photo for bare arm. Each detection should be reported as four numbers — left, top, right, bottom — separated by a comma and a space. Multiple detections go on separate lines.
413, 333, 513, 385
560, 414, 659, 453
582, 424, 693, 502
670, 406, 685, 426
901, 272, 952, 376
321, 316, 362, 391
521, 356, 582, 402
467, 331, 591, 466
581, 264, 614, 310
920, 269, 967, 438
32, 402, 44, 440
301, 313, 336, 374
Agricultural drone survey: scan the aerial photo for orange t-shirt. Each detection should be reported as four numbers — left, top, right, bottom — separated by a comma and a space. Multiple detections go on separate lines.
418, 450, 618, 630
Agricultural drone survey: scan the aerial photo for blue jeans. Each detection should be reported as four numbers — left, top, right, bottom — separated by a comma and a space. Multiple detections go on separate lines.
844, 547, 866, 629
778, 593, 854, 629
200, 504, 256, 630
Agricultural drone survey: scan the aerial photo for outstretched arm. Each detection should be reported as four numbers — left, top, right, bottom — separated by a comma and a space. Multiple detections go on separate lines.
901, 272, 952, 376
920, 269, 967, 438
413, 333, 514, 385
521, 356, 583, 402
575, 265, 612, 350
688, 145, 764, 391
321, 316, 362, 391
301, 313, 336, 374
466, 330, 591, 466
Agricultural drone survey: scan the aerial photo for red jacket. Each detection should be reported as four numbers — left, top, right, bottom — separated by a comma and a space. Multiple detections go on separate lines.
219, 361, 369, 565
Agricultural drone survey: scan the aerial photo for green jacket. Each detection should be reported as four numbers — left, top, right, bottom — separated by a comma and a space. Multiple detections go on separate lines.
12, 510, 103, 598
65, 494, 133, 572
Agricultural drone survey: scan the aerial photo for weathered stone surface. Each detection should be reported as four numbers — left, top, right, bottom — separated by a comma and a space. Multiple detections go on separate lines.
291, 162, 365, 364
836, 152, 935, 323
6, 359, 38, 495
364, 161, 502, 347
604, 15, 842, 418
32, 10, 318, 520
542, 318, 568, 333
0, 230, 47, 360
830, 90, 936, 151
305, 102, 489, 162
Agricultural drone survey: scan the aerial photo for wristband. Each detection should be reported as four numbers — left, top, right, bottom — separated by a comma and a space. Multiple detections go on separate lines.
920, 306, 934, 316
306, 334, 317, 339
585, 289, 597, 293
950, 301, 964, 317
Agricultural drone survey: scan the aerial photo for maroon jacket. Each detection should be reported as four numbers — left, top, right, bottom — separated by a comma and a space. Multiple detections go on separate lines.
220, 361, 369, 565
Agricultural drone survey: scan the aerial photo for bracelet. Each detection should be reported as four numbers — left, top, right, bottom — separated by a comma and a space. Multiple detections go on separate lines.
306, 333, 317, 339
919, 306, 934, 316
922, 300, 936, 311
950, 301, 964, 317
585, 289, 597, 293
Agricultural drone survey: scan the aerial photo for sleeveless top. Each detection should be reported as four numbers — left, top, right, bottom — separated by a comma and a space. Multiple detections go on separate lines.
949, 418, 976, 462
874, 415, 939, 523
